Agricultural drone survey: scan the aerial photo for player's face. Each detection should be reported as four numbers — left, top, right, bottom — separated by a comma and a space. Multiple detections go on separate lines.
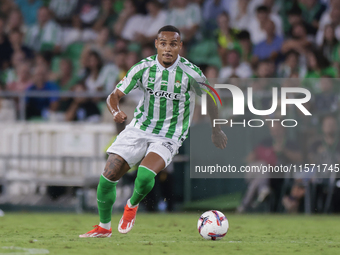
155, 31, 182, 67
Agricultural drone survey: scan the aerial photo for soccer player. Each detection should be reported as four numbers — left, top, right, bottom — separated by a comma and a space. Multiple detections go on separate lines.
79, 25, 227, 237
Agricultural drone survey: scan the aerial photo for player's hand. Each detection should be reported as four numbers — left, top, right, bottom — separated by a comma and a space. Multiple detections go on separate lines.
211, 129, 227, 149
113, 111, 127, 123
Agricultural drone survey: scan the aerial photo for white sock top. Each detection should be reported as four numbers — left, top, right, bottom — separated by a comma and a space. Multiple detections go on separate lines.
127, 199, 138, 208
99, 222, 111, 231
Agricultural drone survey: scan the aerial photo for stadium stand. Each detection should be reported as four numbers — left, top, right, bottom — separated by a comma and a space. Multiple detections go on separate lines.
0, 0, 340, 213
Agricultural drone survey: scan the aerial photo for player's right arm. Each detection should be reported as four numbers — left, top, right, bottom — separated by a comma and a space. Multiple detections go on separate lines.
106, 88, 127, 123
106, 62, 146, 123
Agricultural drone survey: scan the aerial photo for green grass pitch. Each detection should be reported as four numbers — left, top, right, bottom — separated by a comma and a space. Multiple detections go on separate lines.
0, 213, 339, 255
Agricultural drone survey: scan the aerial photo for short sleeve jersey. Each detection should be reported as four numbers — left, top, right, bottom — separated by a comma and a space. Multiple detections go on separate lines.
116, 54, 207, 144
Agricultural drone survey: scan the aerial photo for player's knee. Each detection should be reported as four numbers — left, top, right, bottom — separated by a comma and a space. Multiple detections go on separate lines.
102, 170, 120, 181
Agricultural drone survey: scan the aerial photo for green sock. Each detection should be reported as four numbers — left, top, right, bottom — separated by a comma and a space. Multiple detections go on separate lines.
97, 175, 117, 223
130, 165, 156, 206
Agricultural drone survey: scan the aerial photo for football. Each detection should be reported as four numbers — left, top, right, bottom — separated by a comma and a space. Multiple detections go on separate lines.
197, 210, 229, 240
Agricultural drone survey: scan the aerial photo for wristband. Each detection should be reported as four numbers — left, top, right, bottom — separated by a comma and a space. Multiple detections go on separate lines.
112, 110, 120, 117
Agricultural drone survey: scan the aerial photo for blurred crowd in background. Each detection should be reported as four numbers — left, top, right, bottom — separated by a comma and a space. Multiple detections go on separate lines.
0, 0, 340, 213
0, 0, 340, 122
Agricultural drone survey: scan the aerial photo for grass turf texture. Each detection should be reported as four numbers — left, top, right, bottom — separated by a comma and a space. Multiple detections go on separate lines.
0, 213, 339, 255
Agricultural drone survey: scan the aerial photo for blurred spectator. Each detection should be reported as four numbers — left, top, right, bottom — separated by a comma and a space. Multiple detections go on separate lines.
248, 5, 283, 44
0, 17, 12, 70
33, 51, 54, 80
282, 22, 313, 54
113, 37, 128, 53
6, 61, 32, 92
286, 7, 317, 37
126, 51, 140, 69
252, 20, 284, 62
237, 30, 253, 62
299, 0, 326, 28
0, 0, 15, 18
133, 0, 167, 44
34, 51, 53, 70
282, 179, 306, 213
238, 121, 302, 213
101, 1, 127, 31
114, 49, 129, 80
141, 43, 156, 59
205, 65, 219, 79
113, 0, 138, 39
14, 0, 43, 26
319, 24, 339, 61
84, 50, 120, 92
52, 58, 78, 91
254, 59, 275, 79
215, 12, 239, 65
49, 0, 78, 27
63, 0, 111, 46
251, 60, 276, 110
25, 65, 59, 120
59, 83, 101, 122
314, 76, 338, 114
261, 0, 281, 15
1, 51, 26, 85
278, 50, 306, 78
283, 115, 340, 212
8, 29, 34, 60
5, 9, 25, 34
0, 86, 16, 121
218, 49, 252, 82
202, 0, 229, 32
229, 0, 251, 30
166, 0, 201, 42
117, 0, 166, 43
305, 48, 336, 79
81, 27, 114, 63
308, 115, 340, 169
92, 0, 119, 32
25, 6, 62, 53
317, 1, 340, 44
73, 0, 101, 29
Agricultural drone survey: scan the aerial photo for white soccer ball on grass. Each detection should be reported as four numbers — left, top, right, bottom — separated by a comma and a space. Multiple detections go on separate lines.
197, 210, 229, 240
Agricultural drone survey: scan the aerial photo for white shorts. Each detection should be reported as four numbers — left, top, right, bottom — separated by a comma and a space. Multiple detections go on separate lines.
107, 126, 180, 168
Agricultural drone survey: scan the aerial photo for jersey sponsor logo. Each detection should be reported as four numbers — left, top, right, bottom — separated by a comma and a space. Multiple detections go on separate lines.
148, 77, 155, 83
162, 142, 174, 154
146, 87, 182, 100
161, 80, 168, 86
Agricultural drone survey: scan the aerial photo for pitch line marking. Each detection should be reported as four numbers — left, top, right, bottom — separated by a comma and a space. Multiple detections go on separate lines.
0, 246, 49, 254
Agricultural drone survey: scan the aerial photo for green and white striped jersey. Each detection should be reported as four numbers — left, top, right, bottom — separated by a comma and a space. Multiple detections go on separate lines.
25, 20, 62, 51
116, 54, 207, 144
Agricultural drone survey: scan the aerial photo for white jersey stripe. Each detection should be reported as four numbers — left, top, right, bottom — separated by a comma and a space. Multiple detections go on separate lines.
117, 55, 206, 145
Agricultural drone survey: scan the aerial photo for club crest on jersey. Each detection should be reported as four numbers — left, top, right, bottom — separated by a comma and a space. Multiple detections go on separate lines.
175, 80, 182, 88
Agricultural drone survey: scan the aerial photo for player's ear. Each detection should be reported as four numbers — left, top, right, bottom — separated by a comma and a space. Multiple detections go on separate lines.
154, 38, 158, 49
179, 41, 183, 50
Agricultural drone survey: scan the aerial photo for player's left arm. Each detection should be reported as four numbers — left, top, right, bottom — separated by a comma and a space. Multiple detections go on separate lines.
207, 93, 228, 149
194, 73, 227, 149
